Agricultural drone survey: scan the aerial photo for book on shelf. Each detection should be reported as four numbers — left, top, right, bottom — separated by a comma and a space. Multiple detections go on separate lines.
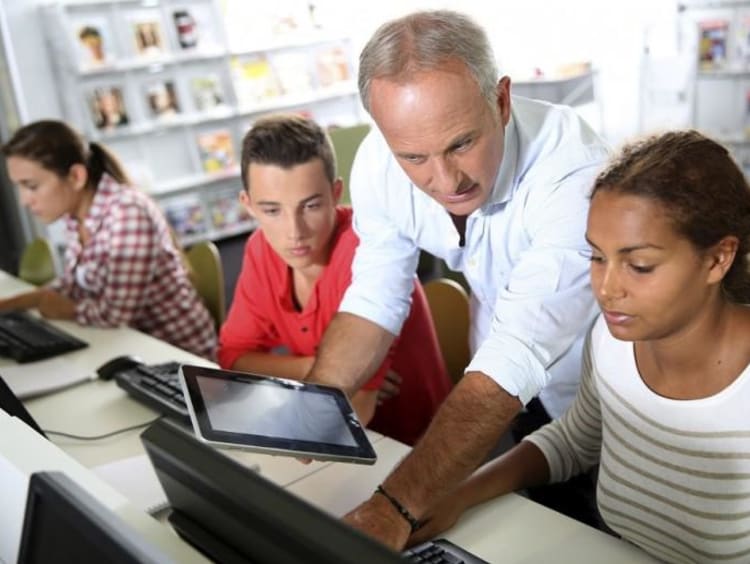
698, 19, 729, 69
190, 75, 226, 112
145, 80, 181, 119
88, 85, 129, 130
206, 190, 252, 231
271, 51, 314, 96
129, 11, 167, 59
162, 194, 209, 238
314, 45, 351, 88
71, 16, 115, 69
196, 130, 236, 173
231, 55, 282, 107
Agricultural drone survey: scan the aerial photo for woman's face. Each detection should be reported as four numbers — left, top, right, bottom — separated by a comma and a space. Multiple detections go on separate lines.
7, 156, 84, 223
586, 190, 719, 343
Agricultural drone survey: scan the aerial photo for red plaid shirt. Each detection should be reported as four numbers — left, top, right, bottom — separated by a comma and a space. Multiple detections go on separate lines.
52, 174, 217, 360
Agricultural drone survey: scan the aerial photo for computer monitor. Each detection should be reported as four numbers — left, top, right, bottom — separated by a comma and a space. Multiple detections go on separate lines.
0, 374, 46, 438
18, 471, 170, 564
141, 419, 403, 564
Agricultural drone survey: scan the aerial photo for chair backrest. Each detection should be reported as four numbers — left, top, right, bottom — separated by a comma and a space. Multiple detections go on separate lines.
327, 123, 371, 205
423, 278, 471, 385
18, 238, 56, 286
186, 241, 226, 329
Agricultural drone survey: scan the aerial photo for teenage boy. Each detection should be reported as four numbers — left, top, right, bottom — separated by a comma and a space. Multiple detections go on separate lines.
218, 115, 451, 446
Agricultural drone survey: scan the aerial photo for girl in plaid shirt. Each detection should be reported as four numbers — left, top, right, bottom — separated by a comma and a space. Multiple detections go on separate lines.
1, 120, 216, 360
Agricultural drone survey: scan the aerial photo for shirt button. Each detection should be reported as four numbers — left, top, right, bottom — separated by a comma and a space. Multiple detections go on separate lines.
301, 327, 308, 333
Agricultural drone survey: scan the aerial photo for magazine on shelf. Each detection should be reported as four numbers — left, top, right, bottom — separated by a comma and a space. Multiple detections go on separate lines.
172, 8, 199, 50
196, 130, 236, 173
231, 55, 282, 107
698, 19, 729, 69
129, 10, 167, 58
271, 51, 313, 96
206, 190, 252, 230
190, 75, 226, 111
88, 85, 129, 130
162, 194, 209, 238
314, 45, 351, 88
71, 16, 115, 69
145, 79, 181, 119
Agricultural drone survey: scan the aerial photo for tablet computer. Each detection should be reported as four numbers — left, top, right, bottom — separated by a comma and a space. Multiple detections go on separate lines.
179, 364, 377, 465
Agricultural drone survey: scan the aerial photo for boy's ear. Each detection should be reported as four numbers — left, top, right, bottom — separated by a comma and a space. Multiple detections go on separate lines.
706, 235, 739, 285
68, 163, 89, 191
239, 189, 255, 218
332, 178, 344, 204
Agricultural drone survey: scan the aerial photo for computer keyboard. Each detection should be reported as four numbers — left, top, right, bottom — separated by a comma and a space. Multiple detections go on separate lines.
114, 361, 190, 424
402, 539, 489, 564
0, 311, 88, 363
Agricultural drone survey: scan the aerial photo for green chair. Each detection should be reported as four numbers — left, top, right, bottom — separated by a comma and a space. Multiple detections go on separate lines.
19, 237, 56, 286
328, 123, 371, 205
186, 241, 226, 329
423, 277, 471, 385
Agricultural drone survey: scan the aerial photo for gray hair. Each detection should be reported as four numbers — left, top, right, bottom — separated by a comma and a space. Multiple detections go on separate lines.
358, 10, 499, 113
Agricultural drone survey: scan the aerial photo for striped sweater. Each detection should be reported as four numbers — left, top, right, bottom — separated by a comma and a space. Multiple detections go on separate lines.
525, 315, 750, 563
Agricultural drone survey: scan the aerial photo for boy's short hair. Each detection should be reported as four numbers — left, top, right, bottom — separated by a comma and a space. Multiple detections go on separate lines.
240, 114, 337, 191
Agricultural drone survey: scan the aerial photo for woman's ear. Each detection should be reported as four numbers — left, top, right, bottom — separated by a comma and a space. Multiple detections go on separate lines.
67, 163, 89, 191
706, 235, 739, 285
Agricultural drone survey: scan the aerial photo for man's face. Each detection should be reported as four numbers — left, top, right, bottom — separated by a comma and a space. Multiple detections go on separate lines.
369, 59, 510, 216
241, 158, 342, 274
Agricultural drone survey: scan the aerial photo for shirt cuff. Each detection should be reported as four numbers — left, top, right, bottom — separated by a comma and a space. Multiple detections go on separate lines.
466, 334, 549, 407
338, 292, 406, 337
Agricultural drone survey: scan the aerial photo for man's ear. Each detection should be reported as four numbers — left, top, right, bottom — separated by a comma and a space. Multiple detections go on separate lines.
496, 76, 512, 126
706, 235, 739, 285
68, 163, 89, 191
332, 178, 344, 204
239, 189, 255, 219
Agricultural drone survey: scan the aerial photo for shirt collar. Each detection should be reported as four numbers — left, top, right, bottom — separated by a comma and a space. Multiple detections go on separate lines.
477, 111, 520, 215
64, 173, 118, 235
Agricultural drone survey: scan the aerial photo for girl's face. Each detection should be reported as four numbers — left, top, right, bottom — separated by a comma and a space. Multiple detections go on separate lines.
7, 156, 84, 224
586, 190, 723, 343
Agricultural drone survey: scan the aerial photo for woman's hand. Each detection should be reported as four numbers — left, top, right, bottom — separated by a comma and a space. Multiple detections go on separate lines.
37, 290, 76, 320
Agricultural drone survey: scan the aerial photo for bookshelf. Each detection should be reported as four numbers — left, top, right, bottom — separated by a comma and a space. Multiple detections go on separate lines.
678, 0, 750, 171
39, 0, 364, 246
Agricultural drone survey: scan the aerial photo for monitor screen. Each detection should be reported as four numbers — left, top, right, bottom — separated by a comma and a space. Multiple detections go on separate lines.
0, 374, 46, 438
140, 419, 402, 564
18, 472, 169, 564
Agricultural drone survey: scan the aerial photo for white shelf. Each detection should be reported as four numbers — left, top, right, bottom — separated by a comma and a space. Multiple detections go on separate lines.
150, 166, 241, 196
237, 81, 359, 116
180, 220, 257, 247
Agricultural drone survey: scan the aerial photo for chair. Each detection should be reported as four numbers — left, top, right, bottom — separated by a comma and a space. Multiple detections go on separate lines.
423, 278, 471, 385
327, 123, 371, 205
18, 237, 56, 286
186, 241, 226, 329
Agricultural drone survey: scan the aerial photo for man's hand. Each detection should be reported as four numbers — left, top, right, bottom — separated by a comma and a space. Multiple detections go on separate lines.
343, 492, 412, 551
406, 489, 465, 547
377, 370, 402, 405
37, 290, 76, 320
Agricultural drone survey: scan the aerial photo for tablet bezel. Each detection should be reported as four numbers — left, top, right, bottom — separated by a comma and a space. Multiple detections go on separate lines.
179, 364, 377, 465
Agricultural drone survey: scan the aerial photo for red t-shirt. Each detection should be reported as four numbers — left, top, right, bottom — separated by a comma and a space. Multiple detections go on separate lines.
218, 207, 451, 445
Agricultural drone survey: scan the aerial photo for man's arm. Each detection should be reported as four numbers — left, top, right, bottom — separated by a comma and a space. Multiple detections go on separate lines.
307, 312, 395, 395
344, 371, 522, 549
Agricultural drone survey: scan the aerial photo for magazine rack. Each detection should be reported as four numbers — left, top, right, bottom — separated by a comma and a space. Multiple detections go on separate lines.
39, 0, 365, 246
677, 0, 750, 174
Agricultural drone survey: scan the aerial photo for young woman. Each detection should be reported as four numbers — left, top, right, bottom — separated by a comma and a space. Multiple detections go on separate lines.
1, 120, 216, 360
410, 130, 750, 563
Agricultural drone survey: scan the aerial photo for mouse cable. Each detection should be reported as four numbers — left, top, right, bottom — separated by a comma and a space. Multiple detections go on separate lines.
43, 415, 164, 441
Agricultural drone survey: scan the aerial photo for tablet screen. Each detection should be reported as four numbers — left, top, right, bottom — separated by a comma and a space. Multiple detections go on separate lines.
179, 365, 377, 465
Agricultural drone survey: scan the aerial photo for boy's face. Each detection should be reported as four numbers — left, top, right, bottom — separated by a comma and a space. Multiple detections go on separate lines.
241, 158, 342, 274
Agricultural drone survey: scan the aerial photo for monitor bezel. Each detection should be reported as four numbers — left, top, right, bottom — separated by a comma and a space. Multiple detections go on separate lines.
141, 418, 403, 564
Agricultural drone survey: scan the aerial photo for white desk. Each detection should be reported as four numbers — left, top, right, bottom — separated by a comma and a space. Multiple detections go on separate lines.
2, 270, 658, 563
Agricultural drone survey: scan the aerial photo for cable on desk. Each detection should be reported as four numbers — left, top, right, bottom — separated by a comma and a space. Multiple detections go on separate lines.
43, 415, 164, 441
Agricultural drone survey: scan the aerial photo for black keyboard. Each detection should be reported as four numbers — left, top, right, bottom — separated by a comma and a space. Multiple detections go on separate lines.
0, 311, 88, 363
114, 361, 190, 424
402, 539, 489, 564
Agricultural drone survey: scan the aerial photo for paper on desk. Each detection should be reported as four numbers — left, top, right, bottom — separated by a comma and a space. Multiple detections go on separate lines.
1, 356, 96, 399
93, 454, 169, 515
